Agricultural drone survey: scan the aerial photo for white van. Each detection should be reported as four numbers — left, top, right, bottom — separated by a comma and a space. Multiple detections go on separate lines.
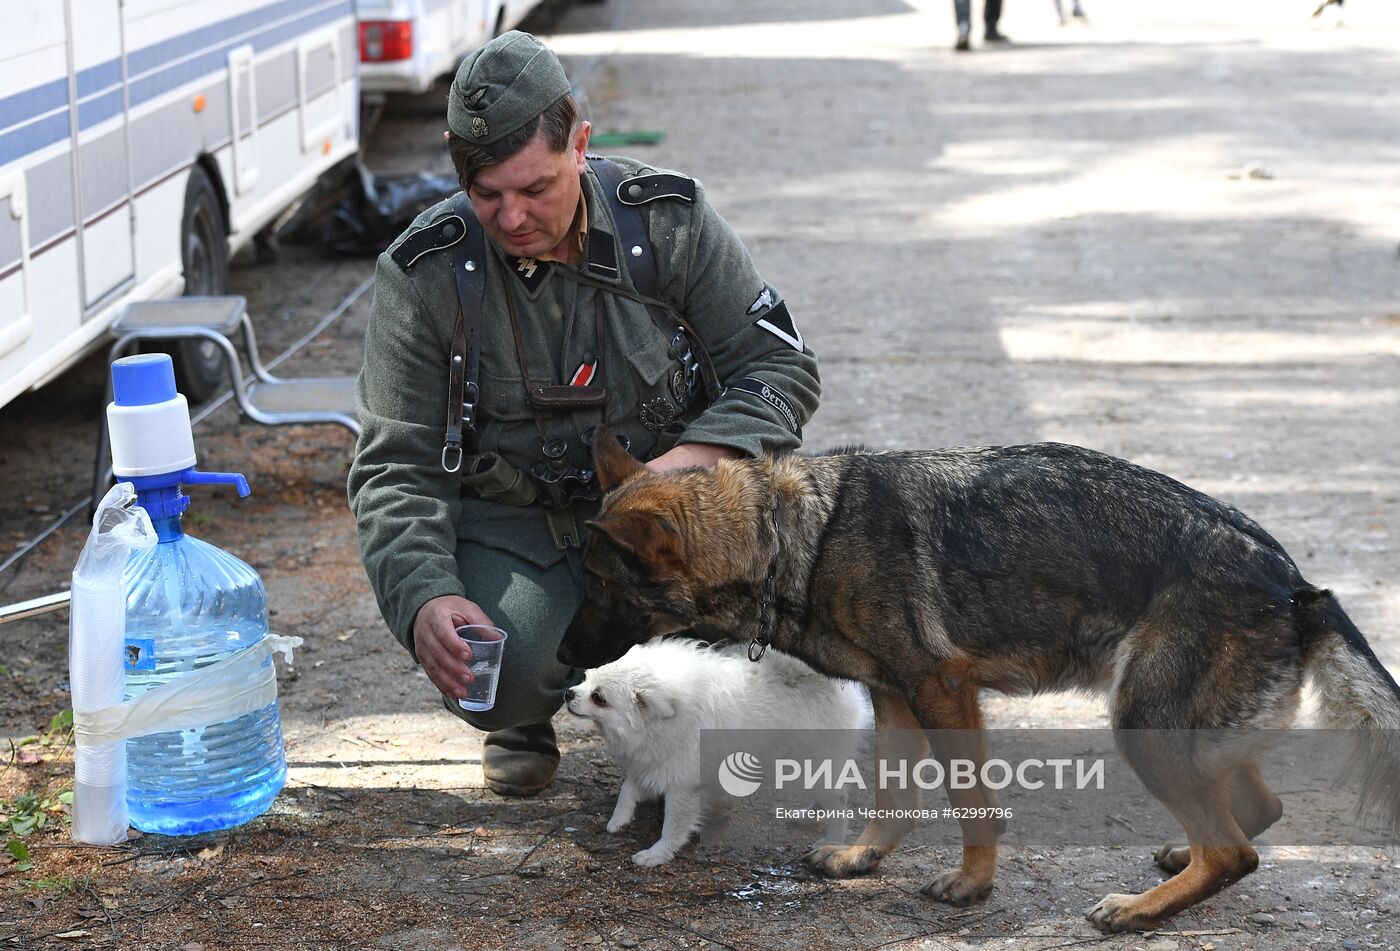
0, 0, 360, 408
356, 0, 546, 97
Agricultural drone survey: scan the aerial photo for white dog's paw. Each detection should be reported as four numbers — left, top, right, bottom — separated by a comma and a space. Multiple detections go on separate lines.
606, 814, 633, 834
631, 844, 676, 867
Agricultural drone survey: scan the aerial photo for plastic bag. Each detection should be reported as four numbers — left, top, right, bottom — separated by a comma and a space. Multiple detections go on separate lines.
279, 161, 461, 257
69, 483, 156, 845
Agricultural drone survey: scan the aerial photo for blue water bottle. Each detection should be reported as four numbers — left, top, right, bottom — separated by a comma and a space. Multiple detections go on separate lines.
106, 354, 287, 835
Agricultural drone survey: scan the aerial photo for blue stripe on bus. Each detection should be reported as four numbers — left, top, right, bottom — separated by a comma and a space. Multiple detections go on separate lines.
0, 79, 69, 138
0, 0, 353, 165
128, 3, 352, 116
0, 112, 73, 167
77, 89, 125, 133
75, 60, 124, 100
126, 0, 346, 77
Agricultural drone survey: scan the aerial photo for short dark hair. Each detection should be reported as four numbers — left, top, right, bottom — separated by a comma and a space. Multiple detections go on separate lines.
447, 94, 580, 190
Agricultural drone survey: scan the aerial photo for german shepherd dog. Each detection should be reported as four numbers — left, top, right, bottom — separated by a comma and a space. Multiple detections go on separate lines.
557, 430, 1400, 932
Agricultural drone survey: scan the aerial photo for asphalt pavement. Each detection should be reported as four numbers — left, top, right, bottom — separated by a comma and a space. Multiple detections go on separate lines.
1, 0, 1397, 947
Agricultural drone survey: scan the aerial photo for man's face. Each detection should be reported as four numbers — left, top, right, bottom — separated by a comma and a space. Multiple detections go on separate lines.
467, 122, 591, 259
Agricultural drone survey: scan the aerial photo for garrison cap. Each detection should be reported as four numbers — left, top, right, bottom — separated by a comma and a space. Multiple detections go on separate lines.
447, 31, 572, 145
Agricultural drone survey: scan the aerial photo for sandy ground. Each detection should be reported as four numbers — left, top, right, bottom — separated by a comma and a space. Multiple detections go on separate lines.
1, 0, 1398, 947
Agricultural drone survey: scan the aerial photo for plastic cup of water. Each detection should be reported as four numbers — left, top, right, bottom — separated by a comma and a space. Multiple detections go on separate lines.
455, 625, 508, 712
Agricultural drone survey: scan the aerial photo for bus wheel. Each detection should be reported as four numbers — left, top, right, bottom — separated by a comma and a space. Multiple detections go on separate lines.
173, 165, 230, 402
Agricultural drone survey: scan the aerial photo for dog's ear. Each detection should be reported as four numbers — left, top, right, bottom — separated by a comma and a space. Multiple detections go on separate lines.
593, 426, 646, 491
635, 689, 676, 720
586, 512, 685, 570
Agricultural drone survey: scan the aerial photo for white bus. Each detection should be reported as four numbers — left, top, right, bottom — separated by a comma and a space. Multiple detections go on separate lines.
356, 0, 546, 97
0, 0, 360, 408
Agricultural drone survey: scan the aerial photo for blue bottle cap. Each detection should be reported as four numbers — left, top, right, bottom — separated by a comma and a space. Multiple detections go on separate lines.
112, 353, 178, 407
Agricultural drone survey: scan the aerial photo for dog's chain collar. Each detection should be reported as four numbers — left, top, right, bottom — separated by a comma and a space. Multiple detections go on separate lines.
748, 493, 781, 662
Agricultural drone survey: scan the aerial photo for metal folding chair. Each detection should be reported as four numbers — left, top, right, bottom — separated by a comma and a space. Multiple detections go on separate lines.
92, 296, 359, 506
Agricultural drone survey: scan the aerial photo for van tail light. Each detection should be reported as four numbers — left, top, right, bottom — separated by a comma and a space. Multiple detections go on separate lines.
359, 21, 413, 62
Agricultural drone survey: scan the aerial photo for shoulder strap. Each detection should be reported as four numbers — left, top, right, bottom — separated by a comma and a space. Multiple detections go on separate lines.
588, 158, 660, 299
443, 217, 486, 472
392, 213, 468, 271
585, 158, 722, 403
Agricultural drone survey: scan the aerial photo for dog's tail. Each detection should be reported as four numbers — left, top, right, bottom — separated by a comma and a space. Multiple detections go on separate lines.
1297, 585, 1400, 835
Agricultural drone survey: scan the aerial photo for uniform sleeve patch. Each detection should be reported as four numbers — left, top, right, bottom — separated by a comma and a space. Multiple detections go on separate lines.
747, 287, 775, 314
754, 300, 803, 351
391, 214, 467, 270
726, 377, 801, 437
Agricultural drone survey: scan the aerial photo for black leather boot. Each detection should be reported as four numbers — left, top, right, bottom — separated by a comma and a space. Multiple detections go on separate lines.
482, 721, 559, 797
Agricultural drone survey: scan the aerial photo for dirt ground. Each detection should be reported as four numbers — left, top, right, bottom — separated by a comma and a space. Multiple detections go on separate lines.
2, 0, 1399, 948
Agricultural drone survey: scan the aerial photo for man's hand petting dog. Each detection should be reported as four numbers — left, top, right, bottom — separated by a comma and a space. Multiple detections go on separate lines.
644, 442, 740, 474
413, 594, 492, 701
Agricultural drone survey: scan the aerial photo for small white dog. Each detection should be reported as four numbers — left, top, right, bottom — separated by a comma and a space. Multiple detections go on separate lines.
566, 638, 870, 866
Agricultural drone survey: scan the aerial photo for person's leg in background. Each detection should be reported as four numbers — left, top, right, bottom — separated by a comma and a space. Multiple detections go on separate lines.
953, 0, 972, 50
985, 0, 1009, 42
1053, 0, 1087, 25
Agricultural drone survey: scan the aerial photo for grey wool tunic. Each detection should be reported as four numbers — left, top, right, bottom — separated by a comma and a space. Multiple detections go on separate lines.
348, 155, 821, 655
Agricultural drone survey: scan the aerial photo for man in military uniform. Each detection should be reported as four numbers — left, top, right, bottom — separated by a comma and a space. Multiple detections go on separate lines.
348, 31, 820, 797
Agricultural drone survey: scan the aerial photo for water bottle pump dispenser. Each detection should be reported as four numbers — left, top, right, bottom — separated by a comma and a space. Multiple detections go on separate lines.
101, 354, 290, 835
107, 353, 250, 513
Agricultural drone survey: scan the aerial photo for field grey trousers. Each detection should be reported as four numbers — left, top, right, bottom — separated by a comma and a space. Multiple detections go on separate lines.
441, 539, 584, 733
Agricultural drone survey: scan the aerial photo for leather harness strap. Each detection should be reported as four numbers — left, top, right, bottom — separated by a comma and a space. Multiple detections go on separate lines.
443, 159, 719, 472
443, 311, 467, 473
586, 158, 722, 404
443, 220, 486, 471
